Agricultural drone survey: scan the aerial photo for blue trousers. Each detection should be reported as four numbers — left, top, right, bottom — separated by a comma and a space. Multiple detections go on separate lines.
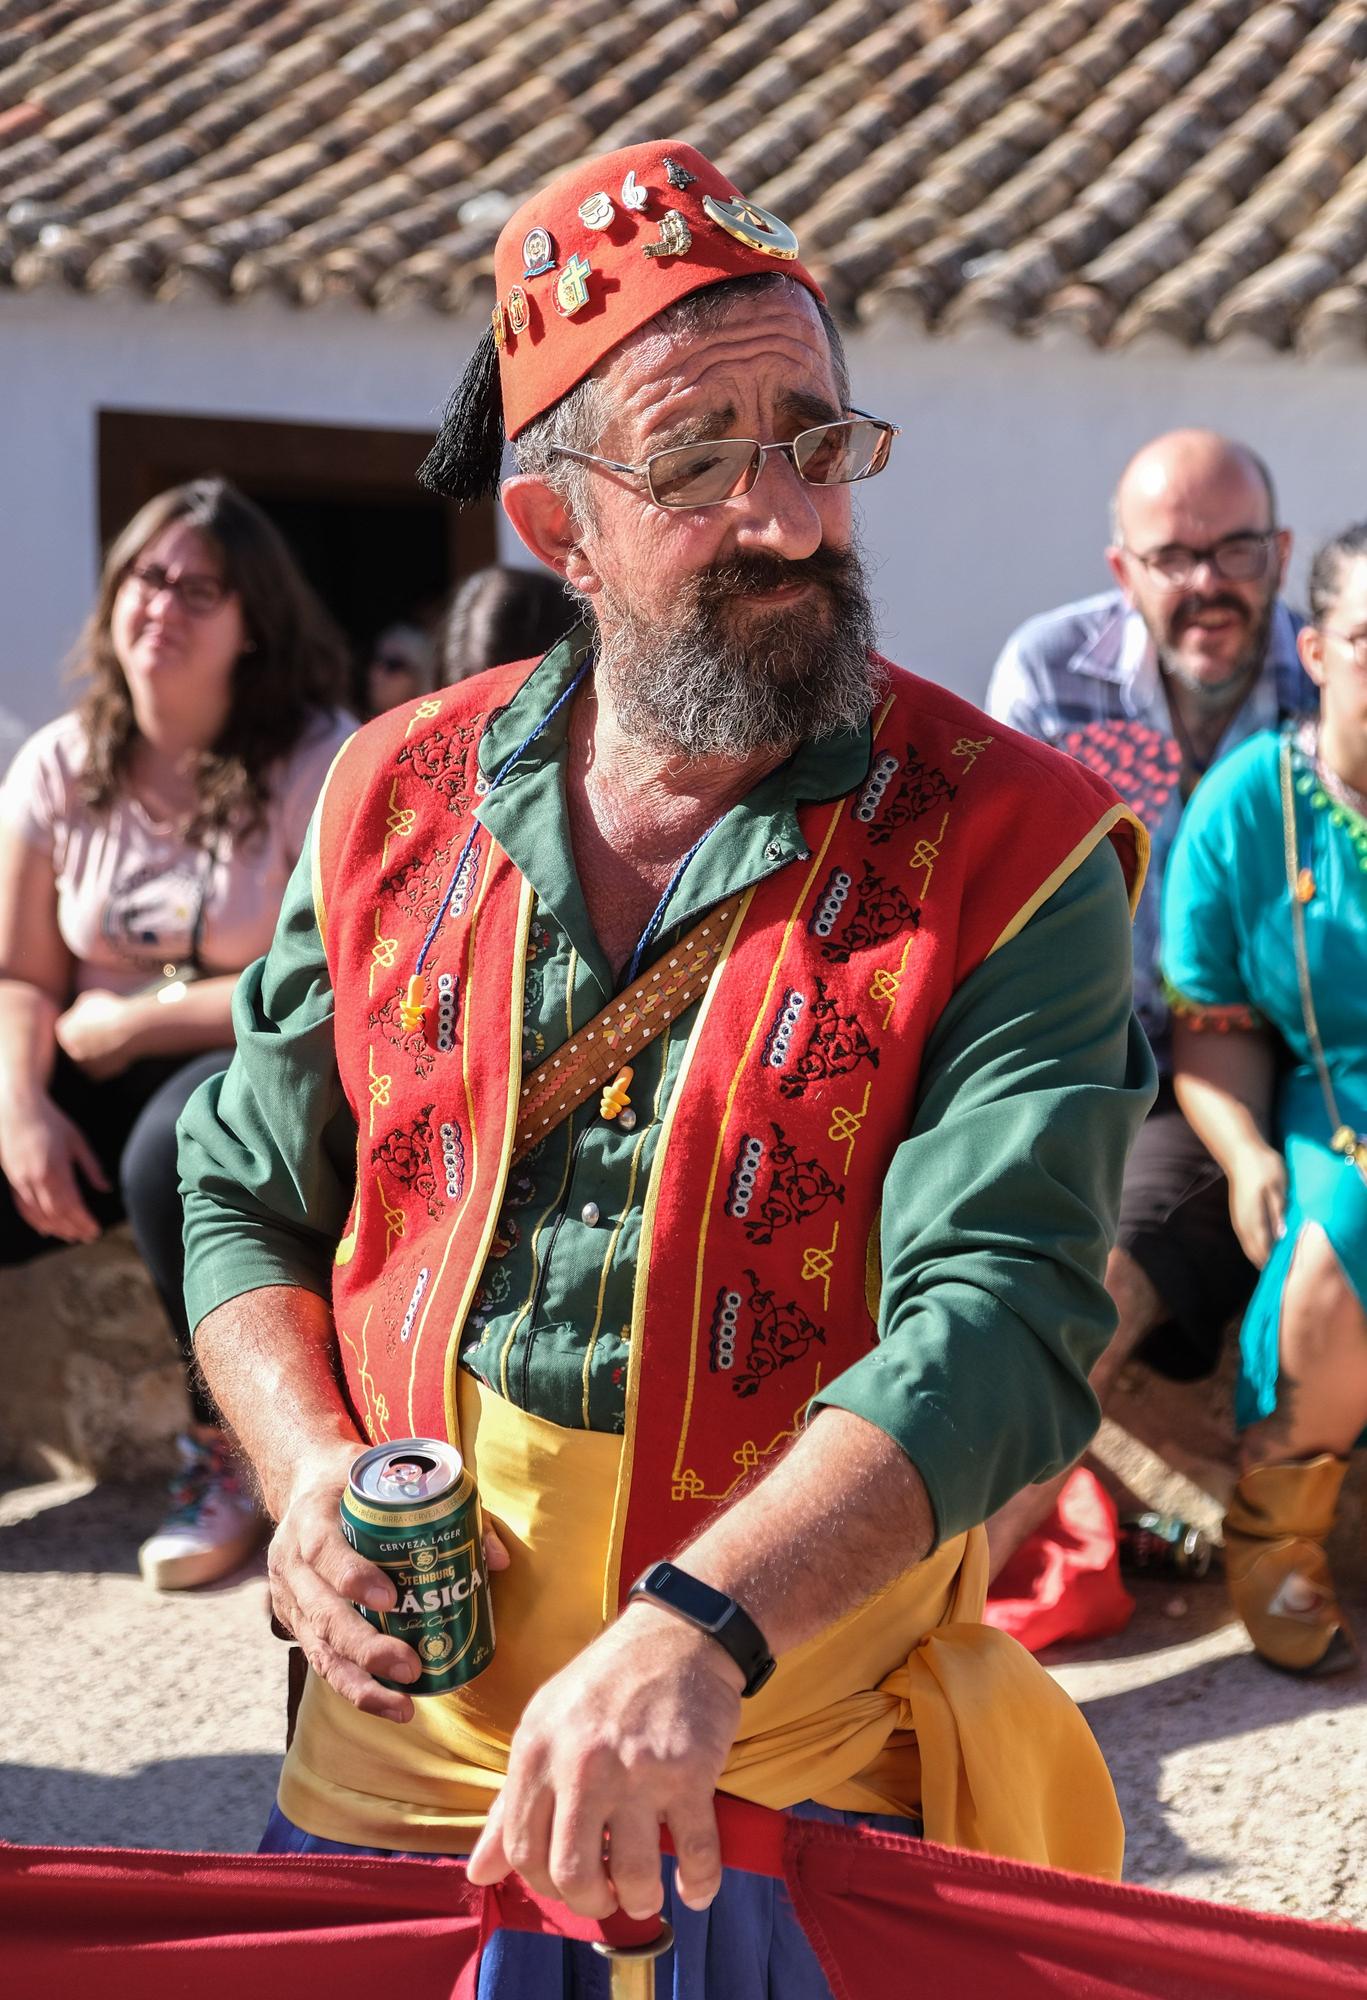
260, 1800, 921, 1998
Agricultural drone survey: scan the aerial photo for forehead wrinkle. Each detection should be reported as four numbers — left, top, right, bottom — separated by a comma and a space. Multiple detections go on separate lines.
603, 309, 838, 450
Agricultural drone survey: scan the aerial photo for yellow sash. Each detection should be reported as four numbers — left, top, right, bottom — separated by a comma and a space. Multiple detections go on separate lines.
281, 1375, 1122, 1877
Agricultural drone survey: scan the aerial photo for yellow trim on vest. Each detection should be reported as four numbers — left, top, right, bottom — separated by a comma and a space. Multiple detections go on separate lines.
309, 732, 360, 952
603, 886, 753, 1619
412, 863, 533, 1447
986, 804, 1148, 958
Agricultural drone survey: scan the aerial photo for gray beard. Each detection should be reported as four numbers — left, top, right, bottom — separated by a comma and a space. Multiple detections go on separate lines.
591, 569, 884, 762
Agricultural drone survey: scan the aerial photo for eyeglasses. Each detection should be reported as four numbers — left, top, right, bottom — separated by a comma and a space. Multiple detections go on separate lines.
1319, 626, 1367, 669
547, 411, 899, 510
1125, 533, 1278, 587
372, 652, 419, 674
125, 562, 230, 618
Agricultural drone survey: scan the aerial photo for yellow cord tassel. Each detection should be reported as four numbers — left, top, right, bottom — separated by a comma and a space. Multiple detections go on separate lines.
599, 1065, 634, 1120
399, 973, 427, 1034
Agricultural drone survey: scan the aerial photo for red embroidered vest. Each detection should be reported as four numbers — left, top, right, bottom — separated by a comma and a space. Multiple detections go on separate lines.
316, 660, 1143, 1611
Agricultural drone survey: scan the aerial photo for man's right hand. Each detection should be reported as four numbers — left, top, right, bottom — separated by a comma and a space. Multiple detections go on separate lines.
267, 1445, 424, 1723
267, 1444, 512, 1725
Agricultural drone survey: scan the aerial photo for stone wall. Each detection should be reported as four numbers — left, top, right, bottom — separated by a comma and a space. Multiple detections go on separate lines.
1, 1226, 189, 1481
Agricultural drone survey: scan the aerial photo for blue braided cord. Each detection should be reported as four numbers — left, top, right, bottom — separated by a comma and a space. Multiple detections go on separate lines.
413, 656, 592, 979
623, 821, 718, 985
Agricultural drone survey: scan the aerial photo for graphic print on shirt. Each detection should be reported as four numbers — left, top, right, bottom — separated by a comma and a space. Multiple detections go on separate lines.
100, 853, 206, 969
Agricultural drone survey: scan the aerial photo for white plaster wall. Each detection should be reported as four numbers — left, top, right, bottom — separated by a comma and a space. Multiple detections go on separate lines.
2, 290, 1366, 758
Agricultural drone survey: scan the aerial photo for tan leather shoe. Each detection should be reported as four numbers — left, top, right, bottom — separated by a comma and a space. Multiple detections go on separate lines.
1223, 1454, 1356, 1676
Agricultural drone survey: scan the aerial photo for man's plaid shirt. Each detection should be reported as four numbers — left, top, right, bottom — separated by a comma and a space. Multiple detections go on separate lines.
986, 588, 1315, 1072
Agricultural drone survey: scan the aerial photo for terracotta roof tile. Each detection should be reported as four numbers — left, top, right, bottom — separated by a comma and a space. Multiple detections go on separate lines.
4, 0, 1367, 353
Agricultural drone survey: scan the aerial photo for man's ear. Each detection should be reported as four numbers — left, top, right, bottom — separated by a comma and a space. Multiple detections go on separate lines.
1274, 527, 1293, 592
1105, 543, 1136, 606
501, 475, 600, 597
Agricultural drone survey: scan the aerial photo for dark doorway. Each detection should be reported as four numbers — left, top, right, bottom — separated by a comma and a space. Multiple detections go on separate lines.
97, 409, 497, 713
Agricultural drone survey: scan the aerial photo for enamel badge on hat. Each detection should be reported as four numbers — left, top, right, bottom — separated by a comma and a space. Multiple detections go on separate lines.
521, 228, 556, 278
702, 194, 799, 260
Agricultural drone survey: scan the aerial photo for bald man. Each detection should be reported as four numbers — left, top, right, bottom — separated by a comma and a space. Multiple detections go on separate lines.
985, 430, 1316, 1568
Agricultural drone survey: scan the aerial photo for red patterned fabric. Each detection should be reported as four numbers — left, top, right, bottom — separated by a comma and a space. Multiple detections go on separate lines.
316, 664, 1144, 1610
7, 1800, 1367, 1999
490, 142, 824, 439
985, 1466, 1136, 1653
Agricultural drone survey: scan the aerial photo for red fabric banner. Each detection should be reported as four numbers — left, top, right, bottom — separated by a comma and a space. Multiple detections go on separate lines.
5, 1796, 1367, 1998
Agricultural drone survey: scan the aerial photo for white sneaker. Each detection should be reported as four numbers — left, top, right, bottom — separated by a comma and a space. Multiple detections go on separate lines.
139, 1433, 265, 1591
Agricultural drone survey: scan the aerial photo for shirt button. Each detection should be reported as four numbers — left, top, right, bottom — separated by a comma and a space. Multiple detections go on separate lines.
617, 1107, 638, 1132
581, 1201, 601, 1227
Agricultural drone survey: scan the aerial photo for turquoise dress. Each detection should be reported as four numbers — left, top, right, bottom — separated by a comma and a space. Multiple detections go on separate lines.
1162, 724, 1367, 1430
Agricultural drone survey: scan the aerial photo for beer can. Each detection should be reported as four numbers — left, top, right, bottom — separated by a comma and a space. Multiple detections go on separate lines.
340, 1437, 496, 1695
1117, 1512, 1213, 1580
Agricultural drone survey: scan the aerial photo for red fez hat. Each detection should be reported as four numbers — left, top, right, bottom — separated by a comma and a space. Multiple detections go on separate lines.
492, 140, 823, 439
419, 140, 823, 502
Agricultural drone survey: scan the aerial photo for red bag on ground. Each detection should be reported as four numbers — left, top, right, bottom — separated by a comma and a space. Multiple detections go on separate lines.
985, 1464, 1135, 1652
7, 1805, 1367, 2000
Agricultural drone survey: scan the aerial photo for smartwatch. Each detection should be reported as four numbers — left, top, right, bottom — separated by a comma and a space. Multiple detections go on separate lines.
628, 1561, 776, 1698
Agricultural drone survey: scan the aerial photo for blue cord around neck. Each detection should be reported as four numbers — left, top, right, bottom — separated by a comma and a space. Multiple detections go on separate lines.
412, 650, 719, 994
413, 653, 591, 980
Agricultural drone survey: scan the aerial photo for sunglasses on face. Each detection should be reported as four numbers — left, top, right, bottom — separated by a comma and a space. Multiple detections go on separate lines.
124, 562, 230, 618
547, 412, 899, 510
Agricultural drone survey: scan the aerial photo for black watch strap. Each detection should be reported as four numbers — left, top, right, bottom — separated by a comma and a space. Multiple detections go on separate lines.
628, 1560, 776, 1698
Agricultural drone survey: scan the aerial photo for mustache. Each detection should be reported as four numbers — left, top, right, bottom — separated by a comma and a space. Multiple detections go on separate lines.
688, 546, 862, 605
1168, 592, 1251, 632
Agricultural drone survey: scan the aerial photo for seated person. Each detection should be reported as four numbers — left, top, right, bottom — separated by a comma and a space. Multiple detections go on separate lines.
0, 476, 353, 1589
1163, 521, 1367, 1677
984, 429, 1315, 1568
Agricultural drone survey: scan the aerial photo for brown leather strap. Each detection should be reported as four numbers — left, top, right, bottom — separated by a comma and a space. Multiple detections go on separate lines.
513, 902, 737, 1160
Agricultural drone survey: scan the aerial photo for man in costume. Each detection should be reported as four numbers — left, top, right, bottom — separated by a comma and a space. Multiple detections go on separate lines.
179, 141, 1156, 1994
984, 432, 1314, 1568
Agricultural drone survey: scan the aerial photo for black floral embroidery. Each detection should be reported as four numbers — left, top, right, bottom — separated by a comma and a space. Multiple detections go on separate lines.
732, 1270, 826, 1400
821, 862, 919, 964
777, 977, 878, 1099
866, 743, 956, 846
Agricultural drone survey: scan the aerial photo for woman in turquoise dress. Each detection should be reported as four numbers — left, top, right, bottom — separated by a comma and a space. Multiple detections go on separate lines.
1163, 521, 1367, 1677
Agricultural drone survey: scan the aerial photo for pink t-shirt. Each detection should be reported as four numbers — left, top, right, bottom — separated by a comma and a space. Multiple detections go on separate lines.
0, 708, 354, 997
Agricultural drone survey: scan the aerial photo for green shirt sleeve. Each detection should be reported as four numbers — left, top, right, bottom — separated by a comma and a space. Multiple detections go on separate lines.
178, 819, 357, 1333
809, 837, 1157, 1544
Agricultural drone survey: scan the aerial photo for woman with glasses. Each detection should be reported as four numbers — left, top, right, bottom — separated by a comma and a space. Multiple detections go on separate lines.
0, 477, 353, 1587
1164, 520, 1367, 1676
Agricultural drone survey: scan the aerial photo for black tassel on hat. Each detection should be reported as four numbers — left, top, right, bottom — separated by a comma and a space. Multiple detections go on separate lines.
417, 325, 505, 503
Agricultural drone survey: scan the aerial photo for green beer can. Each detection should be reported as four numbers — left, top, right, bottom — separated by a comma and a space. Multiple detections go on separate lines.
341, 1437, 496, 1695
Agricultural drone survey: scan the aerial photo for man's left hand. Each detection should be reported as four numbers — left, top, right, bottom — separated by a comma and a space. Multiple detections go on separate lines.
466, 1601, 744, 1920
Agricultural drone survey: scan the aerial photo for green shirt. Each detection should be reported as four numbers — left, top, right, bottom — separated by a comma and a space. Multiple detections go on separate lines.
179, 646, 1155, 1542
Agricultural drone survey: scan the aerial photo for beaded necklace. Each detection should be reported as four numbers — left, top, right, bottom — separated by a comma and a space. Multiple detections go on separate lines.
1292, 718, 1367, 874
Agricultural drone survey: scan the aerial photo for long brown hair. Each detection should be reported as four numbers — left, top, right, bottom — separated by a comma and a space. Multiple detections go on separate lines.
74, 478, 349, 843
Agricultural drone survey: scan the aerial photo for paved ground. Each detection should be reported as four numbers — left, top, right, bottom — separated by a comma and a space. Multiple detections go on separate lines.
3, 1471, 1365, 1931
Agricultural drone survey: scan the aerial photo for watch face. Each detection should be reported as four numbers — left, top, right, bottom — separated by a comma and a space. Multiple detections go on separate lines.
646, 1562, 728, 1632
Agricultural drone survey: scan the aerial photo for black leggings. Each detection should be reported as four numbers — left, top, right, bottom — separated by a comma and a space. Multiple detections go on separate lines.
0, 1047, 234, 1425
